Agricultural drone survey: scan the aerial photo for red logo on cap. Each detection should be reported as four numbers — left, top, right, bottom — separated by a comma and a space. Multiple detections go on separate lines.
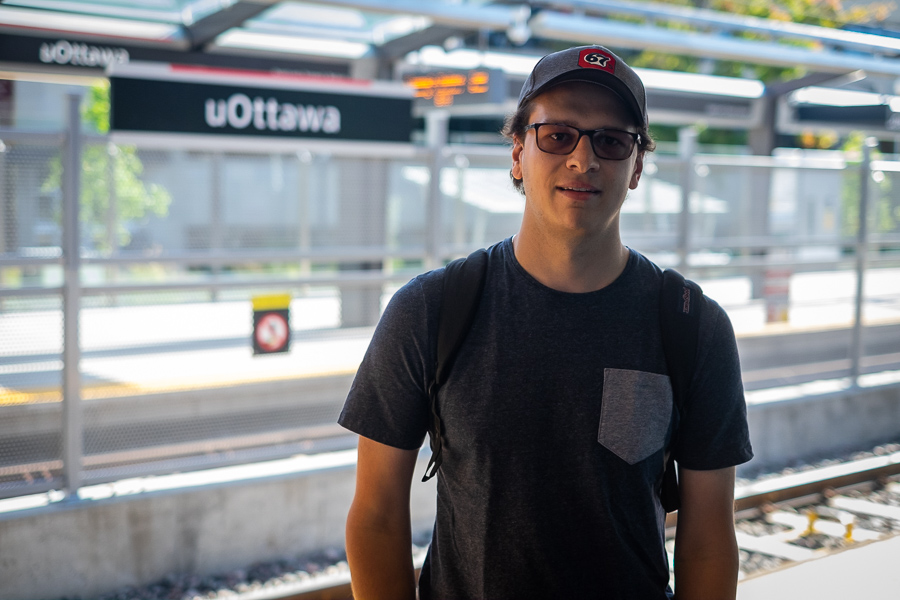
578, 48, 616, 73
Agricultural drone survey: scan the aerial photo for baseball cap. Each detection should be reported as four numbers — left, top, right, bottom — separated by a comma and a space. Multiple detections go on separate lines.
517, 45, 648, 128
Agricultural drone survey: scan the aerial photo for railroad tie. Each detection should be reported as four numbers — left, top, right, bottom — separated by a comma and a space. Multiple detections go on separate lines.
829, 496, 900, 522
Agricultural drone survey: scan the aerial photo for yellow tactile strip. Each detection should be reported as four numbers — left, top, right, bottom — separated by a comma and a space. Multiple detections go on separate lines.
0, 368, 357, 407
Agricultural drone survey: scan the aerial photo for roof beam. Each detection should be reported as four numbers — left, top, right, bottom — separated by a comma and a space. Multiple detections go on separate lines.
529, 11, 900, 77
184, 0, 271, 50
766, 70, 867, 96
273, 0, 517, 30
375, 24, 468, 61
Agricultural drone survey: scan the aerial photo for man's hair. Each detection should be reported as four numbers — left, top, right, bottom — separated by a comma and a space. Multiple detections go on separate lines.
501, 98, 657, 194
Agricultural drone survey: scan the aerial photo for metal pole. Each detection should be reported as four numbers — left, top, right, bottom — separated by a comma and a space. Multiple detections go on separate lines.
0, 139, 7, 256
62, 93, 83, 496
425, 111, 449, 269
297, 150, 312, 278
454, 154, 468, 253
105, 142, 118, 306
210, 152, 223, 301
0, 139, 7, 313
677, 127, 697, 273
850, 137, 875, 384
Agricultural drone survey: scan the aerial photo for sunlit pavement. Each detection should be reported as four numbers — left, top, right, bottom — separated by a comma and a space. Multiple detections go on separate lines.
737, 534, 900, 599
1, 268, 899, 401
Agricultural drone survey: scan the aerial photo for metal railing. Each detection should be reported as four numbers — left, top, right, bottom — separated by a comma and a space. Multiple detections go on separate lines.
1, 96, 898, 500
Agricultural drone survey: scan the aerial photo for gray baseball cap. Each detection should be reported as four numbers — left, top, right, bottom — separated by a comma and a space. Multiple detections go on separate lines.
518, 45, 648, 128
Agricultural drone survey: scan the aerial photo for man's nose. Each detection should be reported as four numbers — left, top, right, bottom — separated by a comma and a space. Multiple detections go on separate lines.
566, 134, 600, 172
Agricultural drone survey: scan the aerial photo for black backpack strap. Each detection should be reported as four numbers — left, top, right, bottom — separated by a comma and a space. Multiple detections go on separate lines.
659, 268, 703, 512
422, 248, 489, 482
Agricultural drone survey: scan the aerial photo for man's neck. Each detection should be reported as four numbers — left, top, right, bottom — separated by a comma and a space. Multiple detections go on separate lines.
512, 228, 630, 294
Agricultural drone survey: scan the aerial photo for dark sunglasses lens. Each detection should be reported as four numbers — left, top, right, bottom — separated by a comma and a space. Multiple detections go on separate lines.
535, 124, 579, 154
591, 130, 635, 159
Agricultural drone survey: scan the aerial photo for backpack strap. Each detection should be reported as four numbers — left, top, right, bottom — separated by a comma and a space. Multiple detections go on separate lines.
422, 248, 490, 482
659, 268, 703, 512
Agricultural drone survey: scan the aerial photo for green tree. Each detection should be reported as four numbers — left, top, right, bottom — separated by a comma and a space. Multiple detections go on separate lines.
628, 0, 894, 83
625, 0, 895, 150
43, 81, 171, 251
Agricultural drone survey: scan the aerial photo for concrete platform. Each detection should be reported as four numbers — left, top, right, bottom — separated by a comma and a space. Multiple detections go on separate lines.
0, 268, 898, 599
738, 534, 900, 600
1, 373, 898, 600
0, 449, 438, 600
744, 372, 900, 472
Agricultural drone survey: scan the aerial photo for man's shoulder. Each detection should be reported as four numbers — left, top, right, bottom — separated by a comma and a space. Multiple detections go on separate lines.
391, 266, 444, 310
619, 247, 665, 294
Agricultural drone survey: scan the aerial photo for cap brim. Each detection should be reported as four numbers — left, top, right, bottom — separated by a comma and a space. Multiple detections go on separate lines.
522, 70, 646, 128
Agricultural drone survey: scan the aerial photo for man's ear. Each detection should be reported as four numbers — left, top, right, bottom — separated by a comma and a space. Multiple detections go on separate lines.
629, 153, 644, 190
511, 134, 524, 181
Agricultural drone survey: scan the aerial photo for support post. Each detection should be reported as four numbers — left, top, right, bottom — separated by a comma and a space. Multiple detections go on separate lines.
677, 127, 697, 273
105, 142, 118, 305
850, 138, 875, 384
297, 150, 313, 278
337, 157, 388, 327
0, 139, 6, 312
0, 139, 7, 256
453, 154, 469, 254
62, 93, 83, 496
425, 111, 449, 269
210, 151, 223, 301
747, 95, 778, 299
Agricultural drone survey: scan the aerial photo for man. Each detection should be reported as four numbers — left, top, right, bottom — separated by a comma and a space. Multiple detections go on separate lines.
339, 45, 752, 600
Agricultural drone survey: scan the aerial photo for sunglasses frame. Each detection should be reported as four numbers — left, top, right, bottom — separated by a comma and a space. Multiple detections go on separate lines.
524, 122, 641, 161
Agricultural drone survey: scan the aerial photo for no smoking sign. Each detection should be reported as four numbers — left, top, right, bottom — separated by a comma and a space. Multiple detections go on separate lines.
252, 294, 291, 355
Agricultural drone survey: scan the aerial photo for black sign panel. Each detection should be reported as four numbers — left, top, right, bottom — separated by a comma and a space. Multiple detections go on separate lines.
648, 92, 756, 120
796, 104, 891, 128
110, 77, 413, 142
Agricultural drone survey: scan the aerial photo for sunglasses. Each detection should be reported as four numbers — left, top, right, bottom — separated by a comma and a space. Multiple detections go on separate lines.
524, 123, 640, 161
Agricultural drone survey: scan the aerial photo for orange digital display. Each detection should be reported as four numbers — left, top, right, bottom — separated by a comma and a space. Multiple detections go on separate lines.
405, 70, 491, 107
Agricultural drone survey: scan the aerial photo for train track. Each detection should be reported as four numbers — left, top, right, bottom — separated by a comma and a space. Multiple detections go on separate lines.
188, 448, 900, 600
2, 348, 899, 498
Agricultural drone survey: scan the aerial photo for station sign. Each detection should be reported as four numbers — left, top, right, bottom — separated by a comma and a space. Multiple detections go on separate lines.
109, 62, 413, 142
0, 32, 346, 75
403, 69, 506, 108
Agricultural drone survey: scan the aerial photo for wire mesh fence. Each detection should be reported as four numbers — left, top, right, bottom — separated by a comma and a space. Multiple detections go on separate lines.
1, 118, 899, 499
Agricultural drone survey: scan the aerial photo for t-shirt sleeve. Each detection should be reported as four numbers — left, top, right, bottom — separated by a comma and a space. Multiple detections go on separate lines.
337, 273, 437, 450
672, 297, 753, 470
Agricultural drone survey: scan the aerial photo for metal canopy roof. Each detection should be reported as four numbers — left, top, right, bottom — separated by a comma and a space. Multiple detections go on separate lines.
3, 0, 900, 135
2, 0, 898, 74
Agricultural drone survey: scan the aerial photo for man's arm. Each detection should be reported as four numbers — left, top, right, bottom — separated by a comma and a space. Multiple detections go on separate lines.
346, 435, 419, 600
673, 465, 739, 600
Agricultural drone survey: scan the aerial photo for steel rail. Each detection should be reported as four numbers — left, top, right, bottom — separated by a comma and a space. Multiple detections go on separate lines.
187, 450, 900, 600
734, 450, 900, 513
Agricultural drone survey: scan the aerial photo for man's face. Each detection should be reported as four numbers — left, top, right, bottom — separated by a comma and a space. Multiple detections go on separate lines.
511, 81, 643, 240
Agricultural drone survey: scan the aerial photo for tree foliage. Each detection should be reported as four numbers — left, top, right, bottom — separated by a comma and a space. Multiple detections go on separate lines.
43, 81, 171, 251
629, 0, 895, 83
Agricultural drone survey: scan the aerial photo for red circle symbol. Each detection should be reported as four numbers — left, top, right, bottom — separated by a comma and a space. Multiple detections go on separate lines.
255, 312, 289, 352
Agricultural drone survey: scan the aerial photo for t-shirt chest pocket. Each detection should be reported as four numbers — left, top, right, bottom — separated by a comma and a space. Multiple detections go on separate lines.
597, 368, 673, 465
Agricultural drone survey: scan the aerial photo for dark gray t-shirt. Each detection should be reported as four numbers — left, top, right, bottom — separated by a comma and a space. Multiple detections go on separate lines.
339, 237, 753, 600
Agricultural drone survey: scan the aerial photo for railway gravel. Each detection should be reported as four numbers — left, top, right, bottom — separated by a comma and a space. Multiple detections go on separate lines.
55, 440, 900, 600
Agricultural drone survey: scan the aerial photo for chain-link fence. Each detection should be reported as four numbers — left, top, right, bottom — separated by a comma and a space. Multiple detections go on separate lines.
2, 96, 899, 499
